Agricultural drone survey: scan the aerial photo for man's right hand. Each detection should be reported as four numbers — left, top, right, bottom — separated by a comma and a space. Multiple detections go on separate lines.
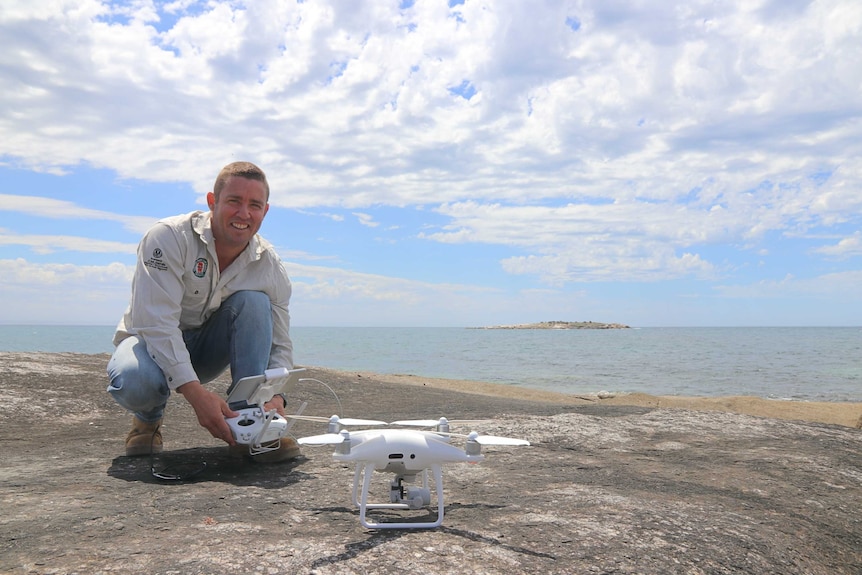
177, 381, 239, 445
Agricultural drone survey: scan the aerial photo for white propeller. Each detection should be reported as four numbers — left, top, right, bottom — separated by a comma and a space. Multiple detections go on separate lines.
463, 430, 530, 446
390, 417, 490, 427
287, 414, 387, 427
298, 433, 346, 445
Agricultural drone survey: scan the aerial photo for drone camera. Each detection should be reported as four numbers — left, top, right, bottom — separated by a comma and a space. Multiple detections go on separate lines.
406, 486, 432, 508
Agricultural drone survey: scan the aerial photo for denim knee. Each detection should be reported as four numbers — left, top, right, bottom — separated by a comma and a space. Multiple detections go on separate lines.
224, 290, 271, 324
106, 337, 170, 421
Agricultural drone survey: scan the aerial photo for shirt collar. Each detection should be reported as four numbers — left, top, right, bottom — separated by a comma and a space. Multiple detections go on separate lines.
191, 210, 264, 261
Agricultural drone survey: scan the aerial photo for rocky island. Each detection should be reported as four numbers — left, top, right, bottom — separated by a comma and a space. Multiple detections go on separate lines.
478, 320, 630, 329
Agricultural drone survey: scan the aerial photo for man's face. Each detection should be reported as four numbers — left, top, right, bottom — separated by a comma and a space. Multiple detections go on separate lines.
207, 176, 269, 251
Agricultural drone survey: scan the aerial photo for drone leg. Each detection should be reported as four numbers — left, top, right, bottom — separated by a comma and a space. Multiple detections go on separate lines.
351, 464, 364, 508
430, 463, 445, 528
357, 464, 445, 529
358, 462, 378, 530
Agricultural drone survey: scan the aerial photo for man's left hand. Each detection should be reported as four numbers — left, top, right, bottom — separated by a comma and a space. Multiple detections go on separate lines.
263, 395, 287, 416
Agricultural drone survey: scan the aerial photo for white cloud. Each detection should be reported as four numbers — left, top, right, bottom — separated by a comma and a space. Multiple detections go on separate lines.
715, 270, 862, 299
0, 194, 156, 234
285, 260, 497, 304
811, 232, 862, 259
0, 0, 861, 323
3, 0, 858, 215
0, 257, 131, 285
281, 259, 594, 326
0, 232, 136, 255
353, 212, 379, 228
0, 258, 133, 324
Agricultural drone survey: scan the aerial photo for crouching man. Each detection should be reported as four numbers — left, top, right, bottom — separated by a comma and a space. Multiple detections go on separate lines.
106, 161, 299, 463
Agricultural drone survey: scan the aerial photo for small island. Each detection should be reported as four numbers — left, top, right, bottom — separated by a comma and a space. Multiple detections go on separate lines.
475, 320, 631, 330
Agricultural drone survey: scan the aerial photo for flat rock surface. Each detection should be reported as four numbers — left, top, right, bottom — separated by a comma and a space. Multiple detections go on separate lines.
1, 352, 861, 574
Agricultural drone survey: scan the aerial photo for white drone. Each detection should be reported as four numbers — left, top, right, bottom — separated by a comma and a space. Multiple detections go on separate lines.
295, 415, 530, 529
224, 367, 307, 456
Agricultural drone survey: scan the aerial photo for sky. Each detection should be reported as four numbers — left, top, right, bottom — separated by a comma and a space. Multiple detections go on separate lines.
1, 0, 861, 328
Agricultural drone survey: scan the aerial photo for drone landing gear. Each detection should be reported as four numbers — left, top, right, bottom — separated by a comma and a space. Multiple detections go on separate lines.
352, 463, 445, 529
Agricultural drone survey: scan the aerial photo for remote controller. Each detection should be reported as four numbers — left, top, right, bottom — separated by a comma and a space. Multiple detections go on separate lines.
226, 407, 288, 446
223, 367, 305, 455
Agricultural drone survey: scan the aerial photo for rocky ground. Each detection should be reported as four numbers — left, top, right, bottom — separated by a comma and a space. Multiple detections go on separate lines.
1, 352, 861, 574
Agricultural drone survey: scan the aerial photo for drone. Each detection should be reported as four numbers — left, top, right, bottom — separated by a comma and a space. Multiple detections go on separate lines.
295, 415, 530, 529
224, 367, 307, 456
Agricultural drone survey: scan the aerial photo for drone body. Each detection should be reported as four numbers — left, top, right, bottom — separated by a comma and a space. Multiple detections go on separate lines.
338, 427, 482, 466
297, 416, 529, 529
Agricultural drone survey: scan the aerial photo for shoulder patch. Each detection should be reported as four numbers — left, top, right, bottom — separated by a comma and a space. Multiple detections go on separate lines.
144, 248, 167, 271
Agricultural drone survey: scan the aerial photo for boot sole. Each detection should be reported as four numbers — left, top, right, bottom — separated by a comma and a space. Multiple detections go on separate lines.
252, 446, 301, 463
126, 444, 163, 457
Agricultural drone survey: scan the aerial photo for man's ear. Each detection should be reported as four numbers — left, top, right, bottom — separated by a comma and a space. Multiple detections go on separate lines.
206, 192, 215, 210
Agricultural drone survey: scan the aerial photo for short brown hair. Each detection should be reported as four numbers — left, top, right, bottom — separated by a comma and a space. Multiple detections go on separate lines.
213, 161, 270, 201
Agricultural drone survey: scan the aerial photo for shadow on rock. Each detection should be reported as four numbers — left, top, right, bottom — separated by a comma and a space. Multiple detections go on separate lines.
107, 447, 312, 487
308, 523, 556, 572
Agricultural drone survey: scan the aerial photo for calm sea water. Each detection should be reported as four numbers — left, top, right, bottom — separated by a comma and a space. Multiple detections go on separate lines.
1, 325, 860, 402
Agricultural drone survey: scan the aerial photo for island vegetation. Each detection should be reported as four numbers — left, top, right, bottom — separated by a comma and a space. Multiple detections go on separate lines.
475, 320, 631, 330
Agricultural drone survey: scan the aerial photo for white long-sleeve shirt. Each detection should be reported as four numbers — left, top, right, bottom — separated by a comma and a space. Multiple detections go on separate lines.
113, 210, 293, 389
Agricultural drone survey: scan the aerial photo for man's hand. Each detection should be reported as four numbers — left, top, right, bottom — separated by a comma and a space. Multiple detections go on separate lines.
178, 381, 239, 445
263, 395, 287, 417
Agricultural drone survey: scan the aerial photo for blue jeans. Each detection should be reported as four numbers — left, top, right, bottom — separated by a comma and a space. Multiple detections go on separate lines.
106, 290, 273, 423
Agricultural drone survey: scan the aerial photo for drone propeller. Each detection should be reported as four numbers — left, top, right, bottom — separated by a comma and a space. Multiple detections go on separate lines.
297, 433, 346, 445
390, 417, 490, 427
426, 430, 530, 446
462, 431, 530, 446
286, 414, 387, 427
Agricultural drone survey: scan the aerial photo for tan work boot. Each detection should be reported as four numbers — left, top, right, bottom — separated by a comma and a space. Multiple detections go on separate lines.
228, 436, 301, 463
125, 416, 163, 456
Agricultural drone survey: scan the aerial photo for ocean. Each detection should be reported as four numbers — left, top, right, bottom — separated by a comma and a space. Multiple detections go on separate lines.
1, 325, 860, 402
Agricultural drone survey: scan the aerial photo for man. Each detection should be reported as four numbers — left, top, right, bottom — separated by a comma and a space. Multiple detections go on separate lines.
106, 161, 299, 463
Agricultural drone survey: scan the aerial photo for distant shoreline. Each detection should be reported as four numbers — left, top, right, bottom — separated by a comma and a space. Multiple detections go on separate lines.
473, 321, 630, 330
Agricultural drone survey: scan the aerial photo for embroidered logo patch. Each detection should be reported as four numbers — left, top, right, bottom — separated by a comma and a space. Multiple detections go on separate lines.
193, 258, 208, 278
144, 248, 167, 271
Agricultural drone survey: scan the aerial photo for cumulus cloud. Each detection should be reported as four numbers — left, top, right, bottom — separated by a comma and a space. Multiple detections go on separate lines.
715, 270, 862, 299
0, 232, 137, 255
0, 258, 133, 324
0, 0, 860, 322
0, 194, 156, 234
811, 232, 862, 259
